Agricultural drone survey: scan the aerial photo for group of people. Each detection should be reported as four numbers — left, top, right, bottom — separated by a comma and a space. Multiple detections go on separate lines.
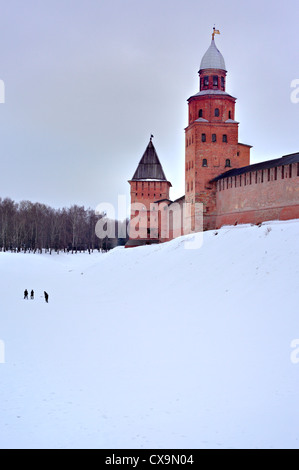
24, 289, 49, 303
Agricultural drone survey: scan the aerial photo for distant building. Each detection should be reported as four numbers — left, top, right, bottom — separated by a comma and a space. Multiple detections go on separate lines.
126, 29, 299, 247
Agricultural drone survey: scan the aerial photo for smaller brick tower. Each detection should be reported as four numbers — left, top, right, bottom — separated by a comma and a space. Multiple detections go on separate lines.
185, 28, 252, 230
126, 137, 172, 247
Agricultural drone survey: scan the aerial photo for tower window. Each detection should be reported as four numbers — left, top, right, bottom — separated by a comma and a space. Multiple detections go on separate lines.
225, 159, 231, 167
201, 133, 206, 142
198, 109, 203, 118
203, 76, 209, 87
213, 76, 218, 87
221, 76, 225, 89
202, 159, 208, 167
212, 134, 216, 142
214, 108, 220, 117
228, 111, 232, 119
222, 134, 227, 143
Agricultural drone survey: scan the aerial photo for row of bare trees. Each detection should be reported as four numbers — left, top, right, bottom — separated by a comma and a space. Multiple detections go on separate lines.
0, 197, 128, 253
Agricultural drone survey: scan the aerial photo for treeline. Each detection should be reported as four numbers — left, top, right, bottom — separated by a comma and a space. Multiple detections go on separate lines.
0, 197, 129, 253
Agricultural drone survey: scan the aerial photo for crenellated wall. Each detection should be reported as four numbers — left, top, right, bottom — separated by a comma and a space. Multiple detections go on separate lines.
214, 162, 299, 227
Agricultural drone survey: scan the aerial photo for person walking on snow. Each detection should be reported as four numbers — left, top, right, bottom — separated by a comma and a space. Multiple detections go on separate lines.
30, 290, 34, 300
44, 291, 49, 303
24, 289, 28, 300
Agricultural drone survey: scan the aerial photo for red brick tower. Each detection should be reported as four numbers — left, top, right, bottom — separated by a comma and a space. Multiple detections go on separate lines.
126, 137, 172, 247
185, 28, 252, 230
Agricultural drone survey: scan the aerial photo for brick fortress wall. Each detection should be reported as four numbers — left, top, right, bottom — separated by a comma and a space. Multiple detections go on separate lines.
214, 162, 299, 227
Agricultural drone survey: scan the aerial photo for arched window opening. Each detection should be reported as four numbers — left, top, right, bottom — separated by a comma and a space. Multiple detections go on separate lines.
198, 109, 203, 118
212, 134, 217, 142
225, 159, 231, 167
222, 134, 227, 143
215, 108, 220, 117
201, 133, 206, 142
202, 159, 208, 167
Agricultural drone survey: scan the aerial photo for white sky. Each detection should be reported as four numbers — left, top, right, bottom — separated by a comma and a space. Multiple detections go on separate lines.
0, 0, 298, 218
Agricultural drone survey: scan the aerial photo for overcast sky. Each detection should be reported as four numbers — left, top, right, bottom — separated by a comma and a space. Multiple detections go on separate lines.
0, 0, 298, 218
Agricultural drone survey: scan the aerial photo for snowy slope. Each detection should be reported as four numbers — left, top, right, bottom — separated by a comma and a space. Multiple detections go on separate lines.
0, 220, 299, 449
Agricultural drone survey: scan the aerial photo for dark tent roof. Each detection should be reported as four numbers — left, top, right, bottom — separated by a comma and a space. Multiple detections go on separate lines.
211, 152, 299, 182
131, 140, 168, 181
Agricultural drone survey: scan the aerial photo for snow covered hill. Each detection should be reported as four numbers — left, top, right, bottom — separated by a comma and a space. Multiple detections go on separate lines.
1, 220, 299, 449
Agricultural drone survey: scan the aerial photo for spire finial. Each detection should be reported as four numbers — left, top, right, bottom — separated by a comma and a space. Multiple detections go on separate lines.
212, 26, 220, 40
150, 134, 154, 142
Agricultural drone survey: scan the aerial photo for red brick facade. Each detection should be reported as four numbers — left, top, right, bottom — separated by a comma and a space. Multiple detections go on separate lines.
214, 162, 299, 227
127, 34, 299, 247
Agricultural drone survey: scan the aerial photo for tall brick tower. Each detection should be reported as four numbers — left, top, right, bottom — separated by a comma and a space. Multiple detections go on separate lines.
185, 28, 252, 230
126, 137, 172, 247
